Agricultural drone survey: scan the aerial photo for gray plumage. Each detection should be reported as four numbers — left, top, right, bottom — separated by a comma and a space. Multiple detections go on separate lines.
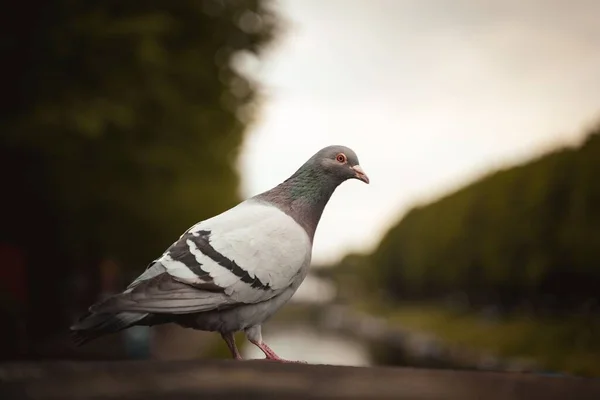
71, 145, 369, 361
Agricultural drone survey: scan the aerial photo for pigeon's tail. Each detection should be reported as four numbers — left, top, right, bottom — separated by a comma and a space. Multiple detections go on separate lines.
70, 311, 149, 346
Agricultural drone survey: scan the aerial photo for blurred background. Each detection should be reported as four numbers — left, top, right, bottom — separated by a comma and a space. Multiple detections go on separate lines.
1, 0, 599, 378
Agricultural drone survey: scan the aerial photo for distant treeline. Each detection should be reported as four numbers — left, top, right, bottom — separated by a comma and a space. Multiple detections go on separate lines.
363, 125, 599, 314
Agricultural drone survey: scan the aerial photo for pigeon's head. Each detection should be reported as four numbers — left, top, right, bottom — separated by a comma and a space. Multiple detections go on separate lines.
310, 145, 369, 185
259, 145, 368, 237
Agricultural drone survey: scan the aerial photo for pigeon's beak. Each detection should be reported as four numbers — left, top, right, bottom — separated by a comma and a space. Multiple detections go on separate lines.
352, 165, 370, 184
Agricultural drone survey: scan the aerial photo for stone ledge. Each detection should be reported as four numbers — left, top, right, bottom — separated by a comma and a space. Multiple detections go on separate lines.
1, 360, 599, 400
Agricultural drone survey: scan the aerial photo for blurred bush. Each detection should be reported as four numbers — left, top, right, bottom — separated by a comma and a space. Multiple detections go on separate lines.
371, 125, 600, 315
0, 0, 278, 358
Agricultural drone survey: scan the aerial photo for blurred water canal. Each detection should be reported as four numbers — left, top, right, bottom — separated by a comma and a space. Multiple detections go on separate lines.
241, 274, 536, 372
241, 274, 372, 365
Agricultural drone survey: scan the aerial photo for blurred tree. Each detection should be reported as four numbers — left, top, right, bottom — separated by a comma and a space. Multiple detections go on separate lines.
0, 0, 278, 358
366, 123, 600, 315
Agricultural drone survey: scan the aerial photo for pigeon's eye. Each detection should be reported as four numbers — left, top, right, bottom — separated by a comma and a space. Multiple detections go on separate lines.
336, 153, 347, 163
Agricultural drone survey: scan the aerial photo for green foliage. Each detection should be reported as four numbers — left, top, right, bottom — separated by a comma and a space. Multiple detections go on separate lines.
0, 1, 279, 347
2, 0, 278, 268
371, 124, 600, 312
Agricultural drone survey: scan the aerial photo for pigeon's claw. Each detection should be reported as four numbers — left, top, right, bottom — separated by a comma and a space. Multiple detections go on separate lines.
250, 340, 306, 363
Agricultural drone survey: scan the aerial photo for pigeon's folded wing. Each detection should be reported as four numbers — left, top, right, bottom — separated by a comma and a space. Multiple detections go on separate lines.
91, 201, 311, 315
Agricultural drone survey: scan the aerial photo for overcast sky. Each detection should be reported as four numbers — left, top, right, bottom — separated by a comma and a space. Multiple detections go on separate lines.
237, 0, 600, 264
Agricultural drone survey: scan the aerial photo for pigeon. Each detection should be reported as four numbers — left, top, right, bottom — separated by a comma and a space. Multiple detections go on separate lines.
71, 145, 369, 362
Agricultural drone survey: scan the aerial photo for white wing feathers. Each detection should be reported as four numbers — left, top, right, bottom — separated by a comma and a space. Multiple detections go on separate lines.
96, 201, 312, 314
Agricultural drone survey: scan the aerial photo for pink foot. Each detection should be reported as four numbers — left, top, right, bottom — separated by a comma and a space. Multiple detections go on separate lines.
251, 340, 307, 364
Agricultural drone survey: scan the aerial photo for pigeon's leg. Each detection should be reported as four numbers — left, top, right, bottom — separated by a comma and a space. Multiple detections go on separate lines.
244, 325, 306, 363
221, 332, 243, 360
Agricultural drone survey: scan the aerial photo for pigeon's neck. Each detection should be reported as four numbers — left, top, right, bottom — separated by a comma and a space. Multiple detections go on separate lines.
254, 165, 339, 241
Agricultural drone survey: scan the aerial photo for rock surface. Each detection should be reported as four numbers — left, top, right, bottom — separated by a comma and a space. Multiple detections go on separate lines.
1, 360, 599, 400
